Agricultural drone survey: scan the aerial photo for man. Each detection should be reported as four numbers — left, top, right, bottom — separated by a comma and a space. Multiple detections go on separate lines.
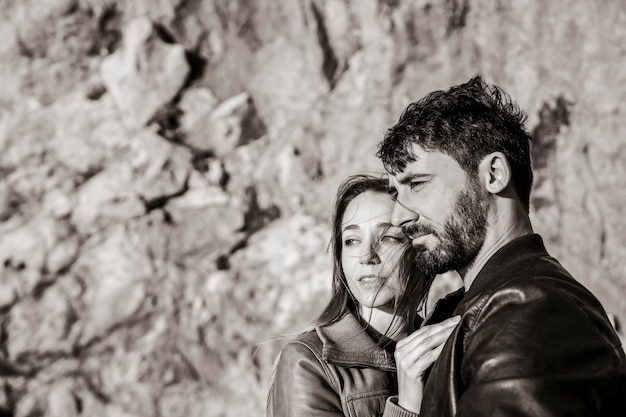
378, 76, 626, 416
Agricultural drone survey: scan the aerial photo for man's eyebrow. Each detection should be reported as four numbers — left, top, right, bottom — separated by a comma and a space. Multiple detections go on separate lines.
397, 173, 431, 185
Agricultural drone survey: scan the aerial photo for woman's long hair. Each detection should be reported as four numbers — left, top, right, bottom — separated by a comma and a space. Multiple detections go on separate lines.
312, 174, 435, 336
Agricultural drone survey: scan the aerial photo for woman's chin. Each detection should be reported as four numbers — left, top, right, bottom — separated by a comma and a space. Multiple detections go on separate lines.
359, 298, 396, 312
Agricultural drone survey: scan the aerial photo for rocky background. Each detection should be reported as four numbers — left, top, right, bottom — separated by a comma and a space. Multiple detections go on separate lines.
0, 0, 625, 416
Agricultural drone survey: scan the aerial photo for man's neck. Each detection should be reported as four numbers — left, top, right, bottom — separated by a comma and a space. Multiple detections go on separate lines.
459, 204, 533, 292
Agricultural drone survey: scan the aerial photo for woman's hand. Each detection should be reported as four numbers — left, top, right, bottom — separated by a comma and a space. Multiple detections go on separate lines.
394, 315, 461, 413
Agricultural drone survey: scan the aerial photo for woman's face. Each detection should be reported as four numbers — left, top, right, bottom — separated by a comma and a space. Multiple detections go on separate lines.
341, 191, 406, 312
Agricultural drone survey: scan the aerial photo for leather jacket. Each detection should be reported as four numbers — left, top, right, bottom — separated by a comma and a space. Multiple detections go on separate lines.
267, 312, 399, 417
384, 234, 626, 417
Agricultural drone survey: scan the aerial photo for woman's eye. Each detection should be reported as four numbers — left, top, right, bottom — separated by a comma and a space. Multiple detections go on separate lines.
381, 235, 404, 244
344, 238, 359, 247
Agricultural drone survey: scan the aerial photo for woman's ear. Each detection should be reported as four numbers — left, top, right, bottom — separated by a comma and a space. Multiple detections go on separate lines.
478, 152, 512, 194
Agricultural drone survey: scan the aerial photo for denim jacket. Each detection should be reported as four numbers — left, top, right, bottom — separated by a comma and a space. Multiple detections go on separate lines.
267, 312, 397, 417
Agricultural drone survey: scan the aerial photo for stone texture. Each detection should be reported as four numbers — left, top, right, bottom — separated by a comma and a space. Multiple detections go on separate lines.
49, 92, 126, 175
46, 381, 79, 417
186, 91, 267, 155
178, 87, 219, 132
70, 163, 146, 233
0, 1, 625, 416
7, 285, 76, 359
165, 202, 245, 267
72, 225, 153, 345
129, 129, 192, 201
100, 17, 189, 128
0, 215, 71, 307
248, 36, 329, 133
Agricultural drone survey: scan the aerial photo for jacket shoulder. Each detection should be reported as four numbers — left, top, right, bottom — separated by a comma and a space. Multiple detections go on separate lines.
474, 254, 596, 311
274, 331, 325, 366
267, 331, 343, 417
463, 258, 624, 357
292, 329, 325, 353
448, 257, 626, 416
272, 330, 337, 390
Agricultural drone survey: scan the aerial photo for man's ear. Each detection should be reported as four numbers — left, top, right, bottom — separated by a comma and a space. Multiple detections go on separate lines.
478, 152, 512, 194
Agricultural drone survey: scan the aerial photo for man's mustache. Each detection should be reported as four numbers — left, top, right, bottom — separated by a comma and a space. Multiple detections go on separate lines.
403, 222, 437, 238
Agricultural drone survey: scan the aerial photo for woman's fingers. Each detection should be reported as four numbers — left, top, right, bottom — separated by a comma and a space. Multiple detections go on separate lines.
394, 316, 460, 379
397, 315, 460, 350
395, 338, 450, 379
394, 317, 461, 413
395, 326, 454, 370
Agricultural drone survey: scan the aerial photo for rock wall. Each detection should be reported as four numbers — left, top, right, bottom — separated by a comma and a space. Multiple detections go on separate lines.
0, 0, 624, 416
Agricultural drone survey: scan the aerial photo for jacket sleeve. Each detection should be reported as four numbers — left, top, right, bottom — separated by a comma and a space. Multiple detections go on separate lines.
267, 341, 344, 417
381, 396, 420, 417
455, 282, 626, 416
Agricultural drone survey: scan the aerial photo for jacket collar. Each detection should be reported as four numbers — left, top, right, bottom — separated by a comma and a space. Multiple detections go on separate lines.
423, 286, 464, 326
315, 313, 396, 371
457, 233, 549, 311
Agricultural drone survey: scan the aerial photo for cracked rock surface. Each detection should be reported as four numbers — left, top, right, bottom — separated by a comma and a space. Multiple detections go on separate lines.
0, 1, 625, 416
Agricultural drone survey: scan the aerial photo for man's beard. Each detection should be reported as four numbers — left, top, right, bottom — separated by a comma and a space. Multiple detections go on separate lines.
404, 180, 489, 276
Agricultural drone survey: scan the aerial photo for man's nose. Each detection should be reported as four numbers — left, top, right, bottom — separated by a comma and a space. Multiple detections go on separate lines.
391, 199, 418, 227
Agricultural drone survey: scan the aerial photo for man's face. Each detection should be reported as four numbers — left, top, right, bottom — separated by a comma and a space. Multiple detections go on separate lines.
388, 145, 490, 275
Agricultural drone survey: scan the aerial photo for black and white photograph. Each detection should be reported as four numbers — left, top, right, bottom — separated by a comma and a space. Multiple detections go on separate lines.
0, 1, 625, 416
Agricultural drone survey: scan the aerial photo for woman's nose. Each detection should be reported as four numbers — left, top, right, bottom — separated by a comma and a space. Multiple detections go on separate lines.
391, 199, 418, 227
359, 245, 381, 265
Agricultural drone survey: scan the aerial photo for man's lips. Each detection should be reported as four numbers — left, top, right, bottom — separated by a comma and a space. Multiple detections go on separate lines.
408, 233, 433, 250
409, 233, 431, 241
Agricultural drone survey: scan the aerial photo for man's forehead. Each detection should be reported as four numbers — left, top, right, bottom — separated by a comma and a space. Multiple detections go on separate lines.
388, 161, 427, 183
387, 172, 407, 192
388, 151, 459, 184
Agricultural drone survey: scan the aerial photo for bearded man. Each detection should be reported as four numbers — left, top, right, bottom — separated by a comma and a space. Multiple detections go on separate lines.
377, 76, 626, 417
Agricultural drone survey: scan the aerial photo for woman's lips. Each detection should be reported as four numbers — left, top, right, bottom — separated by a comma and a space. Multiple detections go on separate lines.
358, 274, 385, 285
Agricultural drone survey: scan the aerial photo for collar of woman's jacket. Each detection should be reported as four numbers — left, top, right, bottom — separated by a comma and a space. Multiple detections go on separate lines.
315, 313, 396, 371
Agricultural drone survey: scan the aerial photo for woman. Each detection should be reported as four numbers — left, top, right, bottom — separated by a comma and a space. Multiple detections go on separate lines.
267, 175, 460, 417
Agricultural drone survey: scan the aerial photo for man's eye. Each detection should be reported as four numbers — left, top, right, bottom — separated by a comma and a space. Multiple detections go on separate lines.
410, 181, 424, 191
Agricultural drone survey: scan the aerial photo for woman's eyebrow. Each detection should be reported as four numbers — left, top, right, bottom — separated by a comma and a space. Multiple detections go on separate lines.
341, 224, 360, 233
379, 223, 402, 232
